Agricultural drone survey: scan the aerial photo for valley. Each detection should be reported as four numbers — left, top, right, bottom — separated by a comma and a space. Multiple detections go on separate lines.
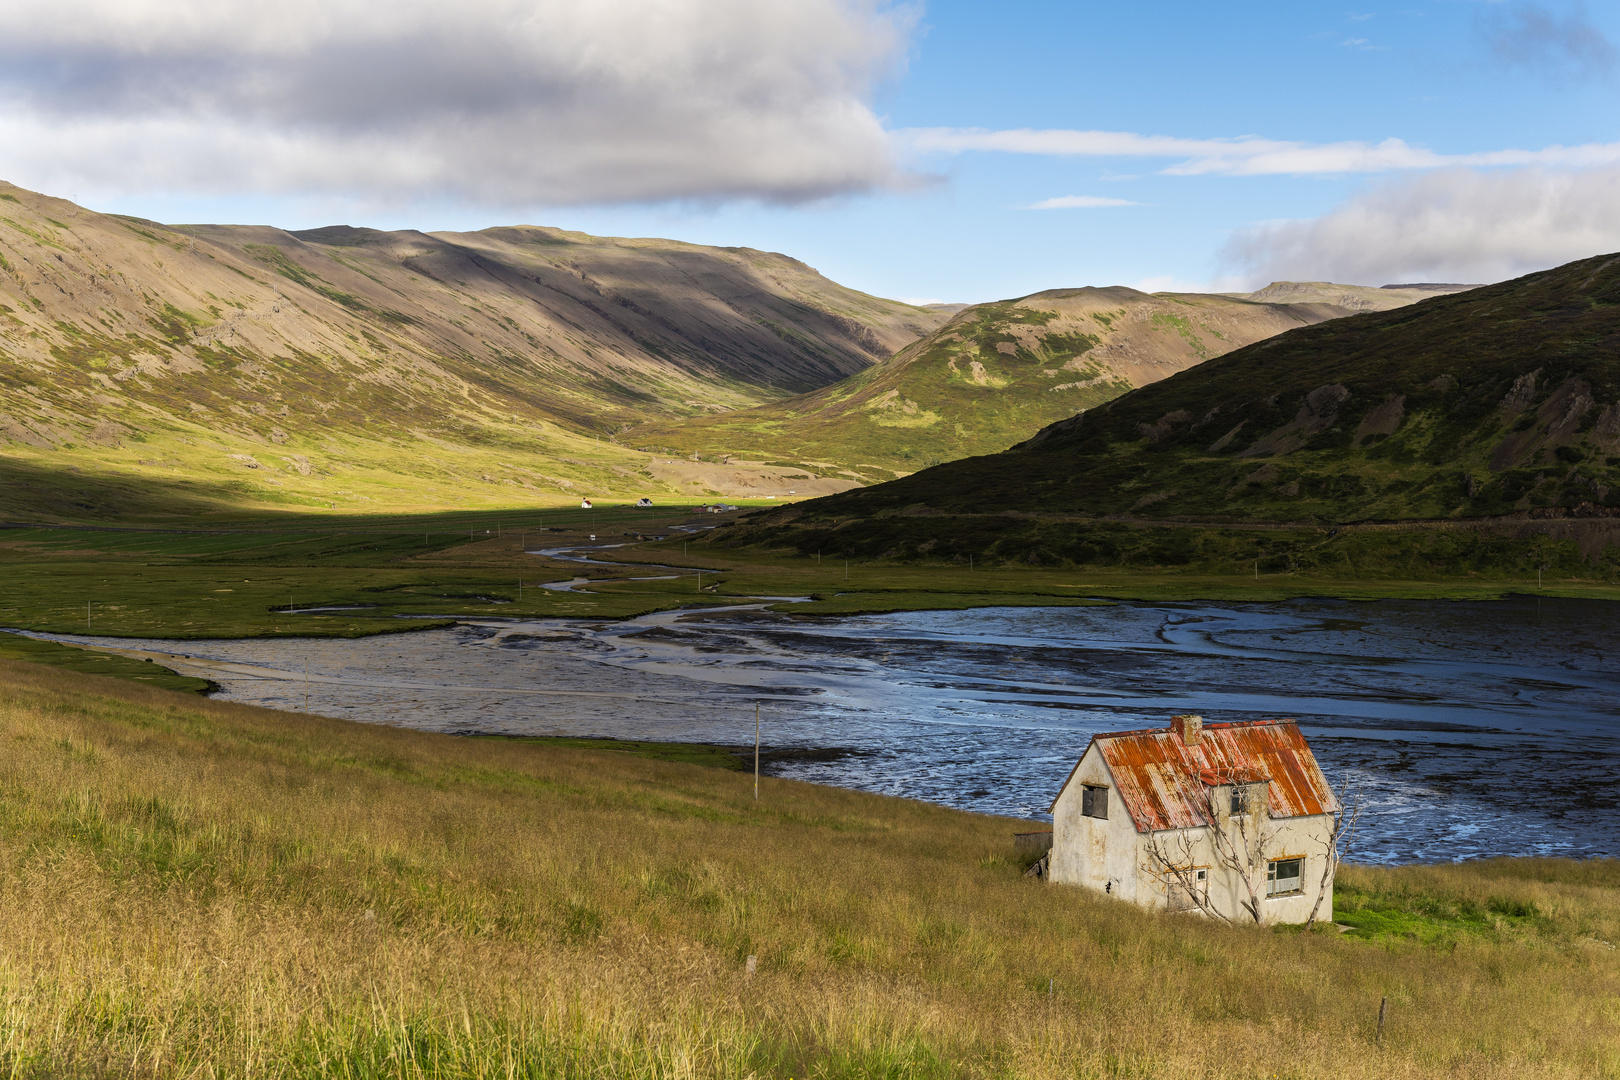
6, 8, 1619, 1079
625, 281, 1467, 476
2, 181, 1474, 519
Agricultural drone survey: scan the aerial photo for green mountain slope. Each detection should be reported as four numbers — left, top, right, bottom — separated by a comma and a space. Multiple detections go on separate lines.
0, 182, 943, 517
623, 283, 1463, 479
725, 253, 1620, 537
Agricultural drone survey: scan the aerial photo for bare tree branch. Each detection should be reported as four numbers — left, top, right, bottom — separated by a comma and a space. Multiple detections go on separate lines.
1305, 771, 1364, 929
1138, 764, 1280, 924
1141, 828, 1231, 924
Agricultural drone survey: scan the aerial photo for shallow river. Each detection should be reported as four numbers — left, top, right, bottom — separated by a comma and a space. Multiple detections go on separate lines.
25, 594, 1619, 864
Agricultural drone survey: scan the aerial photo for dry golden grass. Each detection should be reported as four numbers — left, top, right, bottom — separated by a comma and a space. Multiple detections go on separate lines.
0, 658, 1615, 1079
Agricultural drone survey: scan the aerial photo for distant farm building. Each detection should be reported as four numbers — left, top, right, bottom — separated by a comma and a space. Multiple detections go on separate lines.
1047, 715, 1340, 925
580, 498, 593, 509
635, 498, 653, 508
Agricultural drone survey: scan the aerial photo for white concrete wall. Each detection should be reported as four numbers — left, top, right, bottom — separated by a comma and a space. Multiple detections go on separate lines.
1049, 751, 1336, 925
1049, 744, 1146, 903
1137, 808, 1336, 925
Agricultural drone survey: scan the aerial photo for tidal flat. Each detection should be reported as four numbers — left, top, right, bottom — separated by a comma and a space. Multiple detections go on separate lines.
29, 592, 1618, 865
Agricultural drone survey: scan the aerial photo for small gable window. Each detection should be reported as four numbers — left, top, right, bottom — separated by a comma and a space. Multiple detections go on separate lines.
1267, 857, 1304, 897
1081, 784, 1109, 819
1230, 785, 1249, 815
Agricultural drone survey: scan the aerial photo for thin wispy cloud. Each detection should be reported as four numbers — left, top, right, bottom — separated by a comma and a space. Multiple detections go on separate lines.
1027, 195, 1140, 209
0, 0, 921, 208
904, 126, 1620, 177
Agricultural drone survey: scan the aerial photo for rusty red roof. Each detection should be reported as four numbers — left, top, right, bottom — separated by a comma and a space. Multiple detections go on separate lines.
1053, 718, 1338, 832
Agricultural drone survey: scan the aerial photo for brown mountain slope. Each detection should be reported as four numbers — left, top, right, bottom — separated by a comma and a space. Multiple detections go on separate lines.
624, 282, 1470, 479
0, 182, 944, 517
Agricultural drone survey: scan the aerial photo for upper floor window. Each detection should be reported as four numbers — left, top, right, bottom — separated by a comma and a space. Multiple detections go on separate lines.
1230, 784, 1260, 815
1081, 784, 1109, 819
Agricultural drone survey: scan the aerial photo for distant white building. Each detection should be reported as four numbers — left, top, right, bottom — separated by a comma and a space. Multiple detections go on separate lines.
580, 498, 593, 509
1046, 715, 1340, 925
635, 497, 653, 508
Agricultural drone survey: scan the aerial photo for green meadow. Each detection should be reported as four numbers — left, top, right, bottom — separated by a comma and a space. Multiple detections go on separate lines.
3, 501, 1618, 655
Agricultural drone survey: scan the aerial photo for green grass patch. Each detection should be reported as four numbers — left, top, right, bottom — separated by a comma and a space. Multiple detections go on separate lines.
0, 632, 212, 693
1329, 859, 1620, 948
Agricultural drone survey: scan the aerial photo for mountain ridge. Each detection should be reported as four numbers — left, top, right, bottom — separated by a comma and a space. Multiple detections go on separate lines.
710, 252, 1620, 569
0, 181, 945, 516
623, 280, 1471, 477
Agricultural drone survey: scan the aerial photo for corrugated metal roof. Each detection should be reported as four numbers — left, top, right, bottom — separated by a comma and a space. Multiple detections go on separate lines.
1069, 719, 1338, 833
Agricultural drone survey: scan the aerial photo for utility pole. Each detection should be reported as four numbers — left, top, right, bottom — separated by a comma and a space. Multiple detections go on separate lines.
303, 657, 309, 711
87, 602, 91, 632
754, 702, 761, 801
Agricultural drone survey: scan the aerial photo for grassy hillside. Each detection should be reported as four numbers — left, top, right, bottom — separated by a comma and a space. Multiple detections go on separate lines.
1, 660, 1615, 1078
0, 182, 944, 518
725, 254, 1620, 548
623, 283, 1465, 479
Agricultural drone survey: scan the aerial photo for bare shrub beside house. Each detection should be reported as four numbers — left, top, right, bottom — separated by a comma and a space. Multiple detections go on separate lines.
1047, 714, 1346, 925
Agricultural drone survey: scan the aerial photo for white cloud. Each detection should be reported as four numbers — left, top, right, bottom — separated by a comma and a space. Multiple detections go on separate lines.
0, 0, 917, 208
903, 126, 1620, 177
1219, 166, 1620, 286
1027, 195, 1140, 209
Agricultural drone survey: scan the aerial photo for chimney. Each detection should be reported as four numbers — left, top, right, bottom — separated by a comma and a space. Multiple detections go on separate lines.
1170, 714, 1203, 747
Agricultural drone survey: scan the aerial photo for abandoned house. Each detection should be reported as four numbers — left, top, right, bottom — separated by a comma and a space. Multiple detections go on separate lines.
1047, 715, 1341, 925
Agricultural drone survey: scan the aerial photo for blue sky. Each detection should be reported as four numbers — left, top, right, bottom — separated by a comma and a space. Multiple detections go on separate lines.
4, 1, 1617, 303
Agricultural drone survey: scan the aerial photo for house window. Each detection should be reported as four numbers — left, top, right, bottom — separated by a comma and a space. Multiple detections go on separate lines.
1267, 857, 1304, 897
1081, 784, 1109, 819
1167, 865, 1209, 911
1230, 785, 1248, 815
